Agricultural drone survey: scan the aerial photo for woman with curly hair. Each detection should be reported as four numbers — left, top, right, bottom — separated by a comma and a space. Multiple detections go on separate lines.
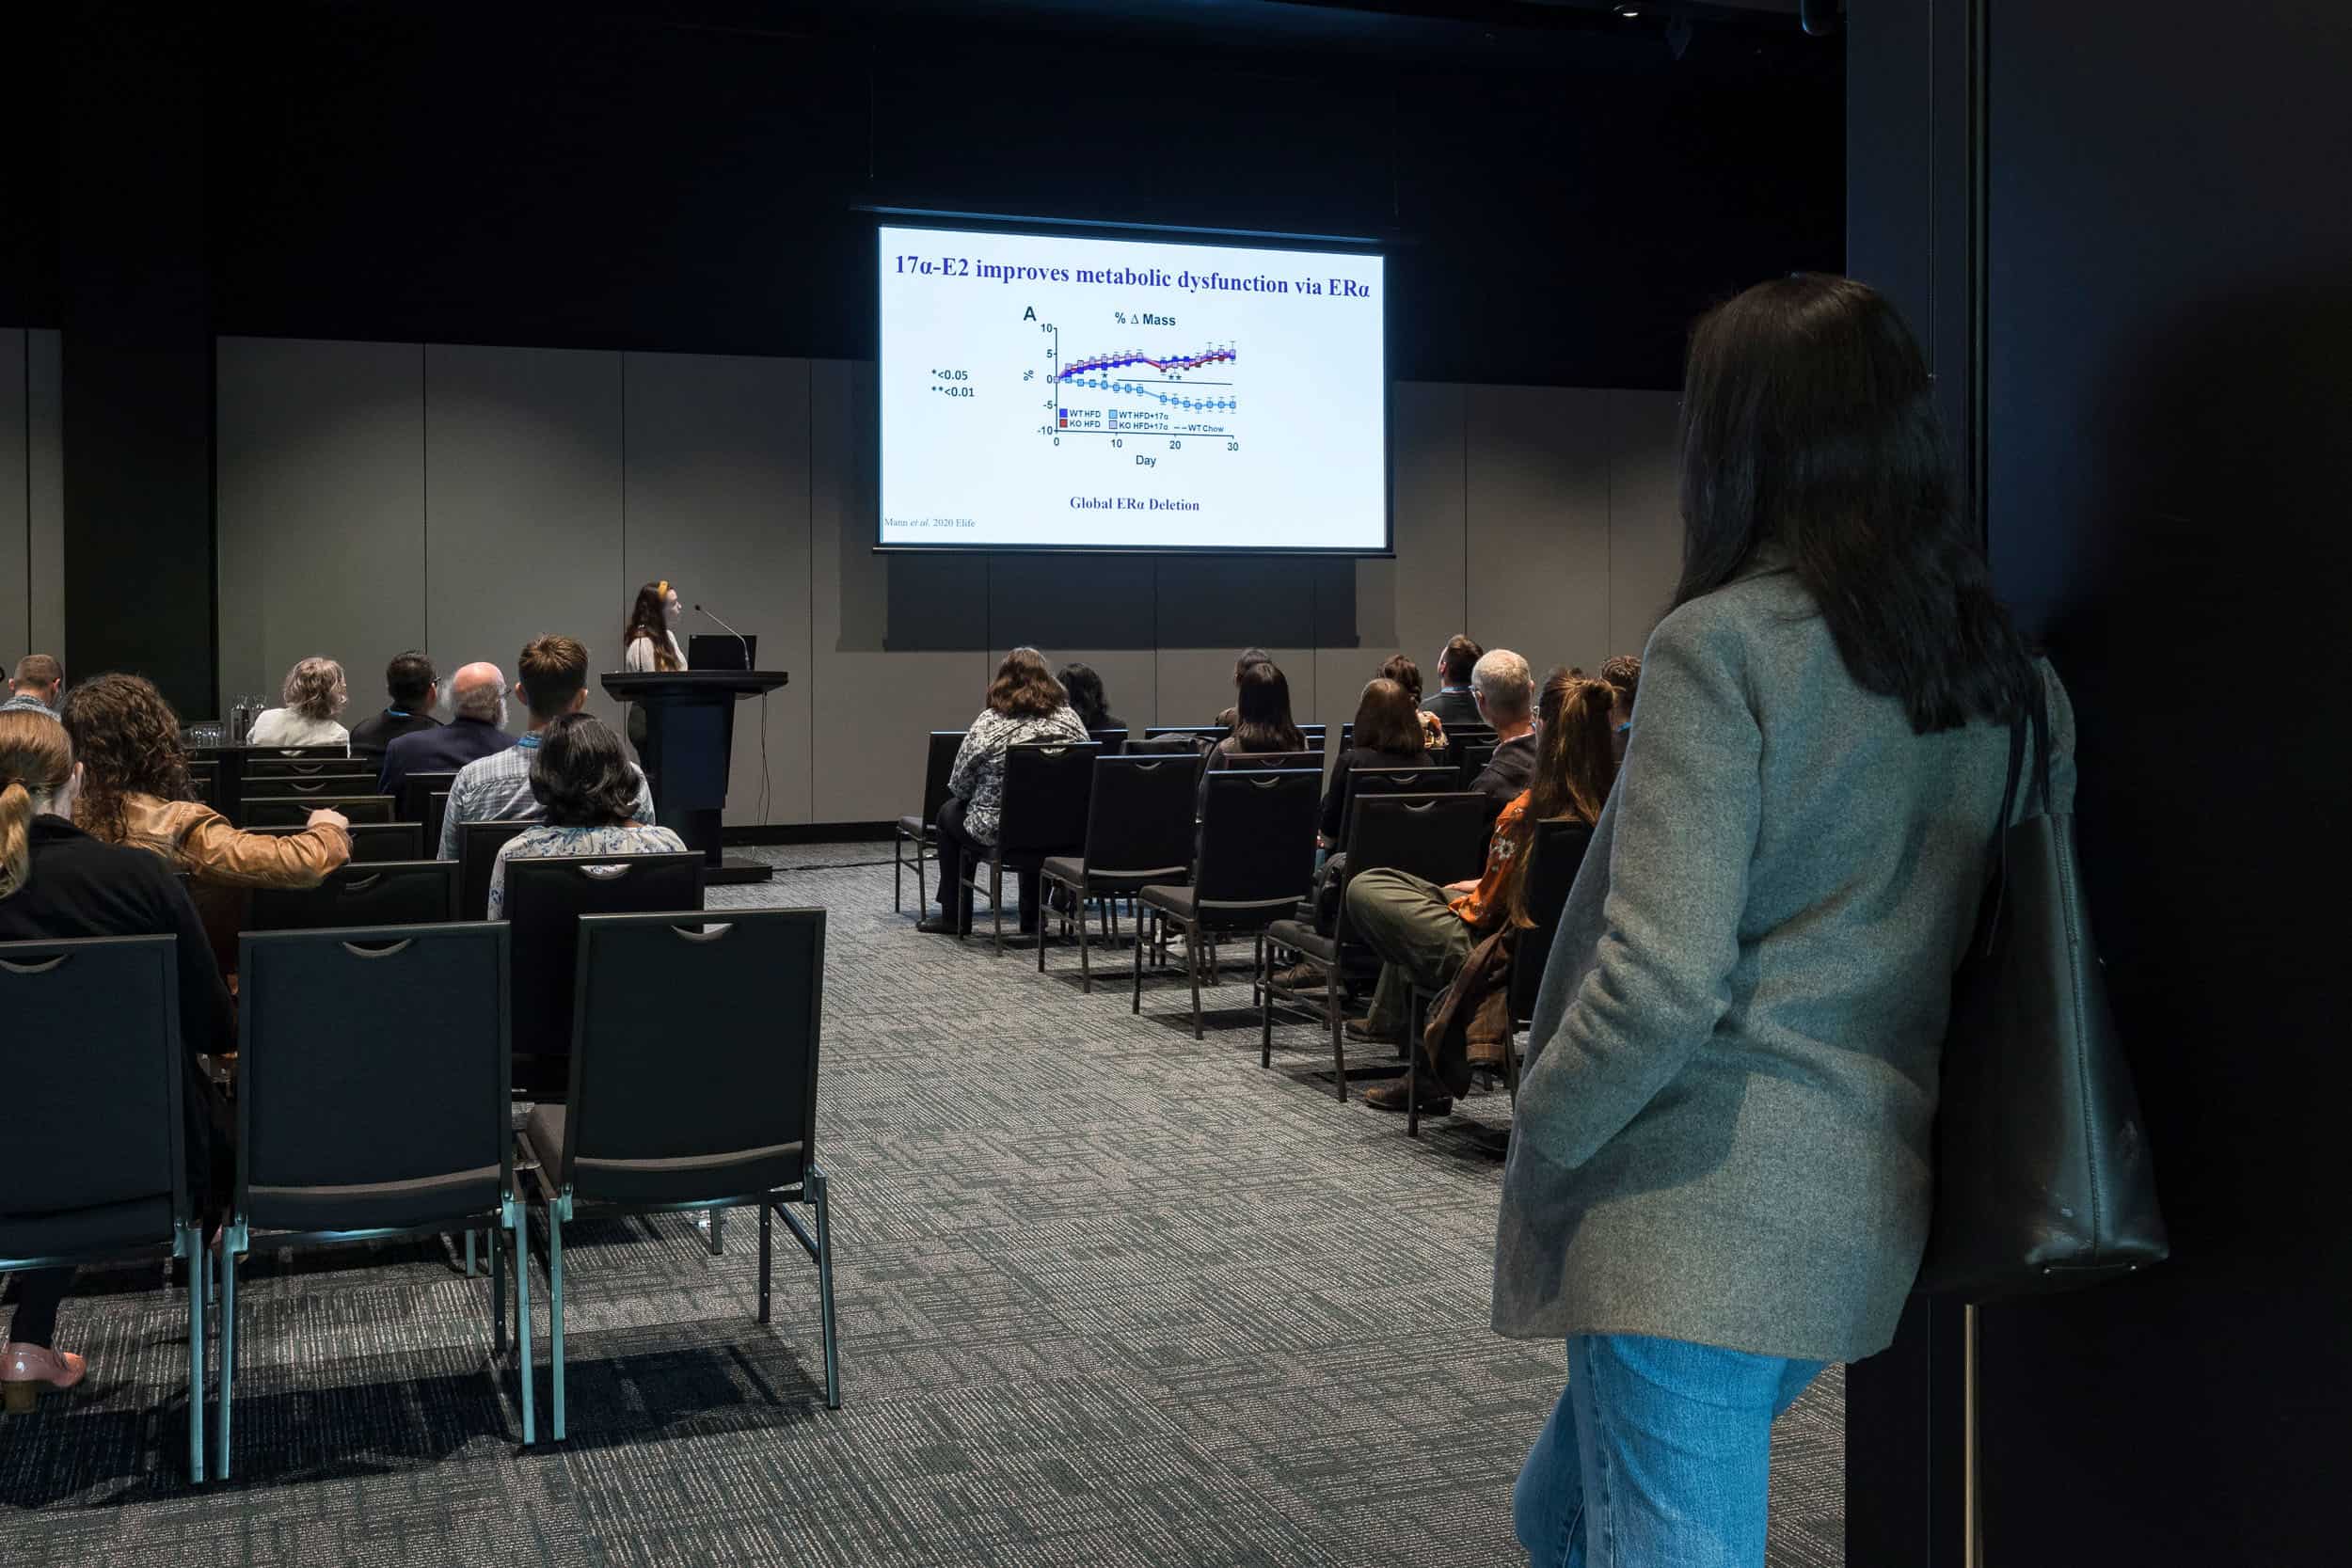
924, 647, 1089, 936
61, 673, 350, 889
485, 714, 684, 918
248, 656, 351, 750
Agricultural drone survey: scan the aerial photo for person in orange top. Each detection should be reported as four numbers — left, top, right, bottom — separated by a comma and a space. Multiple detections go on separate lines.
1342, 673, 1620, 1108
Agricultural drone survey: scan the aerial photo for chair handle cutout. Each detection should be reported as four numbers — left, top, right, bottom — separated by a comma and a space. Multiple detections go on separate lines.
0, 955, 69, 974
580, 863, 631, 880
670, 923, 736, 942
344, 874, 382, 891
342, 938, 414, 958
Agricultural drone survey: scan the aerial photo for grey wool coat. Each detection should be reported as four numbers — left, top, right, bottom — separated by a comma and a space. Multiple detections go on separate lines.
1492, 566, 2075, 1364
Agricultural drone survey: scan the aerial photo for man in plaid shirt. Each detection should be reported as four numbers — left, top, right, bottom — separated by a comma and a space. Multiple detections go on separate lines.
438, 634, 655, 860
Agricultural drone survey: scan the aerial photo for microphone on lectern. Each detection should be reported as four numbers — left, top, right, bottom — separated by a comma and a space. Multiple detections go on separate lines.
693, 604, 753, 672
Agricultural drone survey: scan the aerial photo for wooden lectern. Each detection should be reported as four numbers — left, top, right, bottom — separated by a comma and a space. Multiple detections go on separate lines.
601, 670, 788, 885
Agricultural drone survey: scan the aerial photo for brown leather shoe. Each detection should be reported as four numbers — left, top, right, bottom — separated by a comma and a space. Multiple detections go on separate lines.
2, 1343, 88, 1413
1344, 1017, 1404, 1044
1361, 1077, 1453, 1116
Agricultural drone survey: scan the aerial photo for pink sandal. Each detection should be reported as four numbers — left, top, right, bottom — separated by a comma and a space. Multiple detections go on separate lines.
2, 1343, 87, 1413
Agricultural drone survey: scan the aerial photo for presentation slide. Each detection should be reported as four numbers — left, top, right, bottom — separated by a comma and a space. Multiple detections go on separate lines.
877, 224, 1387, 553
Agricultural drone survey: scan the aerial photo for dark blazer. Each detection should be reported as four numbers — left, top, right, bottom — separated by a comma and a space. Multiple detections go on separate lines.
378, 716, 516, 800
1321, 745, 1424, 843
1492, 566, 2077, 1364
1470, 732, 1539, 809
0, 816, 232, 1067
1422, 688, 1483, 729
349, 706, 441, 759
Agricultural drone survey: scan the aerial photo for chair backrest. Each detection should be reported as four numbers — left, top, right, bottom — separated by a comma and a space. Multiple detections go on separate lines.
243, 744, 351, 765
1081, 754, 1201, 881
236, 923, 509, 1233
1336, 793, 1495, 946
557, 909, 826, 1205
1087, 726, 1129, 755
248, 860, 459, 932
1458, 741, 1501, 787
1146, 725, 1227, 744
919, 730, 963, 827
1210, 749, 1323, 774
0, 935, 187, 1256
185, 759, 218, 807
1508, 817, 1596, 1022
400, 770, 460, 832
505, 852, 707, 1071
242, 771, 378, 800
459, 819, 534, 918
243, 794, 396, 828
1193, 768, 1319, 917
254, 819, 424, 863
1338, 765, 1461, 846
427, 792, 452, 853
995, 740, 1100, 856
1122, 734, 1204, 757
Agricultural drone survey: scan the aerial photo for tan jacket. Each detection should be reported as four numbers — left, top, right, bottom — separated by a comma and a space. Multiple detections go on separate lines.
110, 793, 351, 889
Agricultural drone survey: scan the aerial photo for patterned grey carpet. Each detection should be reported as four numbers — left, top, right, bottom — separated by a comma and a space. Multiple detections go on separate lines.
0, 842, 1843, 1566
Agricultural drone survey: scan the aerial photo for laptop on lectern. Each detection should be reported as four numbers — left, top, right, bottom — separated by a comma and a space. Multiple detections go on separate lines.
687, 633, 756, 672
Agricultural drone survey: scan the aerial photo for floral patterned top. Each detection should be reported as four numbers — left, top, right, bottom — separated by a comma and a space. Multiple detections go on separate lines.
946, 705, 1091, 844
486, 821, 689, 919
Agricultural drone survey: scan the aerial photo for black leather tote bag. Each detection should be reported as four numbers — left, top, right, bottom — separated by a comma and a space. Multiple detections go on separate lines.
1915, 686, 2169, 1300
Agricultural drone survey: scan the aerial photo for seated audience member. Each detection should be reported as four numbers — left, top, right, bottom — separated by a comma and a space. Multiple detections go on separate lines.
348, 651, 442, 760
1321, 676, 1427, 849
485, 714, 686, 919
0, 655, 63, 721
1208, 660, 1307, 764
380, 661, 516, 800
247, 657, 352, 750
1422, 636, 1486, 729
1213, 646, 1273, 729
440, 636, 653, 861
62, 673, 349, 888
1599, 652, 1642, 762
1377, 654, 1446, 751
923, 647, 1090, 937
1059, 662, 1127, 735
1467, 649, 1538, 808
0, 713, 233, 1410
1344, 673, 1619, 1112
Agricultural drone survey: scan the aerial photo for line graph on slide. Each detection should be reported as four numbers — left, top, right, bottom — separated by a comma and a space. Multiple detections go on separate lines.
1050, 329, 1240, 439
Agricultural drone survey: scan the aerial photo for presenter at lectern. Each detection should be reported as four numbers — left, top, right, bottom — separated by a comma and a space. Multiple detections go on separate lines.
620, 579, 687, 793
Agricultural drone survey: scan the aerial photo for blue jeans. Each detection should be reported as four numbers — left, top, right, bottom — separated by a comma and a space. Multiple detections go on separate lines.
1514, 1334, 1825, 1568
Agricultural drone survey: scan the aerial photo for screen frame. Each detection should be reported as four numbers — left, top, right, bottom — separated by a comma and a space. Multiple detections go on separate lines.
871, 215, 1393, 558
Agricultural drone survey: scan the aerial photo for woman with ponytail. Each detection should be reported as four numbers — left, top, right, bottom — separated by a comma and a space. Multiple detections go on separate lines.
0, 713, 233, 1412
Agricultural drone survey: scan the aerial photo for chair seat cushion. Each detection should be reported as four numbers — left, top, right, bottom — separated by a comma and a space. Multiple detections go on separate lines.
246, 1166, 502, 1235
1040, 855, 1085, 884
523, 1101, 567, 1169
0, 1194, 178, 1262
1138, 883, 1194, 918
1141, 883, 1295, 932
1043, 855, 1189, 892
1266, 918, 1336, 962
896, 816, 930, 838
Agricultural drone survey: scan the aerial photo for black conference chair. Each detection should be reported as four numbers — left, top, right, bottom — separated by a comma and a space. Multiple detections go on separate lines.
502, 852, 705, 1098
960, 740, 1099, 954
1087, 727, 1130, 755
1262, 793, 1491, 1102
242, 794, 396, 828
220, 922, 527, 1473
1456, 742, 1502, 788
1135, 768, 1319, 1039
1037, 753, 1200, 991
427, 792, 453, 854
241, 745, 352, 766
1405, 816, 1595, 1136
253, 819, 424, 863
1121, 734, 1206, 758
0, 935, 209, 1481
459, 819, 534, 919
185, 759, 218, 808
241, 771, 377, 800
1336, 765, 1461, 847
517, 908, 837, 1440
400, 770, 460, 843
247, 859, 458, 932
895, 731, 963, 913
1207, 748, 1324, 775
1144, 725, 1227, 746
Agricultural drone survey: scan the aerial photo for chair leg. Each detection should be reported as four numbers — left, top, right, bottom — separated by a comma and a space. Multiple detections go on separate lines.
758, 1201, 773, 1325
1037, 877, 1051, 975
1078, 885, 1094, 993
915, 832, 929, 913
1132, 908, 1146, 1012
492, 1217, 508, 1356
1260, 939, 1275, 1065
465, 1228, 476, 1277
707, 1208, 724, 1255
813, 1164, 841, 1410
215, 1227, 237, 1481
1188, 920, 1204, 1040
513, 1212, 536, 1446
1327, 965, 1347, 1102
185, 1225, 206, 1485
893, 829, 904, 911
548, 1208, 566, 1443
1407, 1037, 1422, 1139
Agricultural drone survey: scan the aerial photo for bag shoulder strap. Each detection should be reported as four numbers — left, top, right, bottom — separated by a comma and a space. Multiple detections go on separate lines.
1978, 705, 2029, 957
2026, 669, 2054, 818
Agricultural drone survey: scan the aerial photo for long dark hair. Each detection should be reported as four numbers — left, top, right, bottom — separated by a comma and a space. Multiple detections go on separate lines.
1058, 662, 1113, 729
1350, 677, 1424, 758
529, 713, 643, 828
1503, 677, 1620, 927
59, 673, 195, 844
624, 582, 683, 672
1675, 275, 2036, 734
1230, 661, 1304, 753
987, 647, 1067, 718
